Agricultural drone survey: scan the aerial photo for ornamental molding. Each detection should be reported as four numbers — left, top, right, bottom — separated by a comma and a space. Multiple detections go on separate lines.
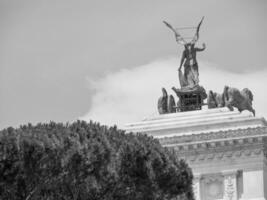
159, 127, 267, 146
159, 127, 267, 162
179, 149, 264, 164
171, 136, 264, 152
174, 144, 265, 163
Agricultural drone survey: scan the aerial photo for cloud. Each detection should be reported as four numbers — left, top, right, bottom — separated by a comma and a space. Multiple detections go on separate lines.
81, 57, 267, 128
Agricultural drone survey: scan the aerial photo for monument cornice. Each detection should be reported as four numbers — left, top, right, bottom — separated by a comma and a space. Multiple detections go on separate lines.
159, 126, 267, 147
173, 143, 266, 166
158, 126, 267, 164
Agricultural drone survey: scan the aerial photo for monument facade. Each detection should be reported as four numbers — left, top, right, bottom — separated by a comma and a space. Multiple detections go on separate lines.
125, 108, 267, 200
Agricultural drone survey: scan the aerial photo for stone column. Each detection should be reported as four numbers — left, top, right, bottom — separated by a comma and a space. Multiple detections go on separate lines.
223, 170, 238, 200
193, 174, 201, 200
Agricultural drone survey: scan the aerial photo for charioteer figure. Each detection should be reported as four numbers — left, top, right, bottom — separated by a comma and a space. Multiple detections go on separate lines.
179, 42, 206, 88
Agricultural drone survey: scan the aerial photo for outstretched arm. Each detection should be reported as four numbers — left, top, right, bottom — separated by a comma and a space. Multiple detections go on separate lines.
195, 43, 206, 52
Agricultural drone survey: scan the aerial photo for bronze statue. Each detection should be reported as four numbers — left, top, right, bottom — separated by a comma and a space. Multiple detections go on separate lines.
207, 90, 225, 109
167, 95, 176, 113
160, 18, 256, 115
223, 86, 255, 116
157, 88, 176, 114
158, 88, 168, 114
178, 43, 206, 88
163, 17, 206, 88
208, 86, 255, 116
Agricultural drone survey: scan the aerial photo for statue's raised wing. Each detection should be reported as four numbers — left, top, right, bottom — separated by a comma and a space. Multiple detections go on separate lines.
191, 16, 204, 44
163, 21, 187, 45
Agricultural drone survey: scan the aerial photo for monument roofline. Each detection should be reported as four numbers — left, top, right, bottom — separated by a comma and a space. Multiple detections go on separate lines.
124, 108, 266, 138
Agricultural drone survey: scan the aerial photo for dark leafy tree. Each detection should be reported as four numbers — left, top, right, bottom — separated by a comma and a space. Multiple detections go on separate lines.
0, 121, 194, 200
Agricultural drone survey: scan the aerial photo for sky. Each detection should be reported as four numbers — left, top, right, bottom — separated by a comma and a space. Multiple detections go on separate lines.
1, 0, 267, 129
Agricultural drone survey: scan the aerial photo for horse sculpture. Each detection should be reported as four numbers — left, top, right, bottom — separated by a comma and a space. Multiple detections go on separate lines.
208, 86, 255, 116
157, 88, 176, 114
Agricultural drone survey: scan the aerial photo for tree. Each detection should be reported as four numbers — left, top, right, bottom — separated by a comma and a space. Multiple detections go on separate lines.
0, 121, 194, 200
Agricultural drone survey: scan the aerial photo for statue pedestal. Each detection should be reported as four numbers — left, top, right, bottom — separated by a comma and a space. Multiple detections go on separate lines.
125, 108, 267, 200
172, 85, 207, 112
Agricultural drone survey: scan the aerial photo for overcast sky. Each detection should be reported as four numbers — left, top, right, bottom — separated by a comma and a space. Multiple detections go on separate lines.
1, 0, 267, 129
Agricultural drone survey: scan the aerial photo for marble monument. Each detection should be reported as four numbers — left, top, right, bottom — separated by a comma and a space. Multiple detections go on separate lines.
125, 108, 267, 200
125, 18, 266, 200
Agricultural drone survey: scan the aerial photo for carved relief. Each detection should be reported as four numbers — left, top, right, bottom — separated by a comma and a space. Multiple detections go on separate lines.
200, 175, 224, 200
198, 173, 238, 200
223, 172, 237, 200
225, 176, 235, 200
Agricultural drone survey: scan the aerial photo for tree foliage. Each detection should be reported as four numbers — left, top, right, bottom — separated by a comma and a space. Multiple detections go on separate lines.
0, 121, 194, 200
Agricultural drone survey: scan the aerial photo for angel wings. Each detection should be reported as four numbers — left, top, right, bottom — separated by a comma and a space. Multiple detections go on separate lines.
163, 17, 204, 45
